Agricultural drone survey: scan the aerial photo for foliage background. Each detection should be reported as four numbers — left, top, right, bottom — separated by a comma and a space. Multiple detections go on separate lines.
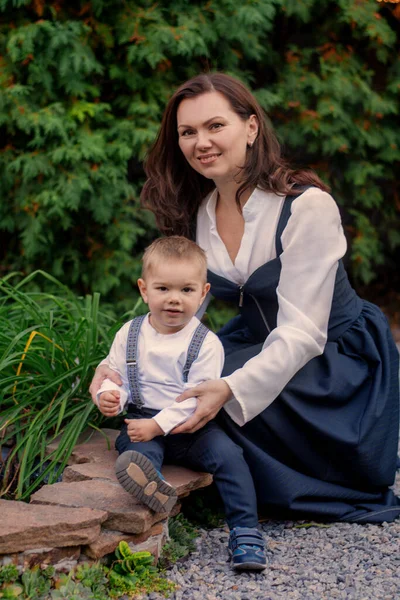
1, 0, 399, 314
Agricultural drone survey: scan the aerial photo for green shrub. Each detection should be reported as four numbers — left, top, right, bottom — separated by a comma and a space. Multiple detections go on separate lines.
52, 567, 109, 600
107, 542, 175, 597
0, 548, 176, 599
181, 485, 225, 529
159, 513, 198, 569
0, 0, 399, 301
0, 565, 19, 585
0, 271, 143, 500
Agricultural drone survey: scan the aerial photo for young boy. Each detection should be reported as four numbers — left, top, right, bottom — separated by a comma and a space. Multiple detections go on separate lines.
96, 236, 266, 571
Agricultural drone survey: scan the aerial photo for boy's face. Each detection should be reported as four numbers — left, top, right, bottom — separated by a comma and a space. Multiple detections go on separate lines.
137, 258, 210, 334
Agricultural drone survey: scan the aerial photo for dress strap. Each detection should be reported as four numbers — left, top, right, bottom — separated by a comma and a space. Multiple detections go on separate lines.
126, 315, 146, 408
182, 322, 209, 383
275, 185, 312, 257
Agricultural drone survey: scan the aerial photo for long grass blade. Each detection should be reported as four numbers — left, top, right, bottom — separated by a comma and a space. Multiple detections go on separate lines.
0, 273, 115, 499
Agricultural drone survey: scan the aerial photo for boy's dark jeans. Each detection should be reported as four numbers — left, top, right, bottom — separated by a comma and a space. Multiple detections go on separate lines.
116, 406, 258, 529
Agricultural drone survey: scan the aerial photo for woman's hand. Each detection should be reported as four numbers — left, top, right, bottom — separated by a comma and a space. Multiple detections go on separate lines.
89, 364, 122, 404
171, 379, 232, 434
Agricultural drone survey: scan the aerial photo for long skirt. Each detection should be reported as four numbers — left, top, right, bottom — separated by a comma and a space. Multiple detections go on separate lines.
218, 301, 400, 523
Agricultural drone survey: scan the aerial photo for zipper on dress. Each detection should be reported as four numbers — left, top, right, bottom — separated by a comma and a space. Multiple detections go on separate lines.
249, 293, 271, 334
238, 285, 244, 307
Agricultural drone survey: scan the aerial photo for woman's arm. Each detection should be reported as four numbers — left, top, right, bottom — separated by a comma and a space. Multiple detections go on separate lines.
167, 334, 225, 434
177, 189, 347, 430
221, 189, 346, 424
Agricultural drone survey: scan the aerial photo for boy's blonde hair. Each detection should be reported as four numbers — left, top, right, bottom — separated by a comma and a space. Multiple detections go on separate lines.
142, 236, 207, 281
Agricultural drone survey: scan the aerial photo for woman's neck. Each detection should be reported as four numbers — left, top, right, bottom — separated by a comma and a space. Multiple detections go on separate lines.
215, 180, 255, 209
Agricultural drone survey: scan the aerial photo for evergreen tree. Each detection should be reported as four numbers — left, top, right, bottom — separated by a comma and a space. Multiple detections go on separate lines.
0, 0, 399, 306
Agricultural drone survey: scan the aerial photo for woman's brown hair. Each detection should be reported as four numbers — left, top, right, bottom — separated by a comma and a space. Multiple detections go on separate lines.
141, 73, 329, 237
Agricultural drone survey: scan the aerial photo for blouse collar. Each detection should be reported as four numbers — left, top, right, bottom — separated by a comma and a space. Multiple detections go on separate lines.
204, 187, 266, 227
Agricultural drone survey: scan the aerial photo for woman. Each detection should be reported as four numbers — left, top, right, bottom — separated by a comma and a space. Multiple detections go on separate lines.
91, 73, 400, 523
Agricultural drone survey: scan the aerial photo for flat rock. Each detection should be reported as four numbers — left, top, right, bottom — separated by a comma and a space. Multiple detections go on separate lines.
0, 546, 81, 569
47, 428, 119, 465
63, 462, 212, 498
31, 480, 166, 534
21, 546, 81, 568
62, 461, 117, 483
130, 538, 162, 562
127, 520, 168, 562
85, 522, 165, 559
162, 465, 213, 496
51, 429, 212, 491
0, 500, 107, 554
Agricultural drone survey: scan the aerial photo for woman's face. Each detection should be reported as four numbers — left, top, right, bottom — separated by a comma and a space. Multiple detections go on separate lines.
177, 91, 258, 186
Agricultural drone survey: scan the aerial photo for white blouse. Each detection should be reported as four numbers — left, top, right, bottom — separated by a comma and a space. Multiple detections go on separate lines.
196, 186, 347, 426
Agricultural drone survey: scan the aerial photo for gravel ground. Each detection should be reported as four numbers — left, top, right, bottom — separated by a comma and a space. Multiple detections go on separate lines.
149, 470, 400, 600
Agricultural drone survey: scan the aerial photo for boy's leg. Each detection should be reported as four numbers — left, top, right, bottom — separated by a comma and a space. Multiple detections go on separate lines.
166, 422, 266, 570
167, 421, 258, 528
115, 417, 165, 470
115, 411, 177, 513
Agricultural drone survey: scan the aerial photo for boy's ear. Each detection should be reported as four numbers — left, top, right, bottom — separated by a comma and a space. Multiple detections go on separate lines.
200, 282, 211, 304
137, 278, 148, 304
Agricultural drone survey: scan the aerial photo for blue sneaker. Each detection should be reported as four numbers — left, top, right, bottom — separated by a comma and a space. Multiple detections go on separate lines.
115, 450, 177, 514
228, 527, 267, 571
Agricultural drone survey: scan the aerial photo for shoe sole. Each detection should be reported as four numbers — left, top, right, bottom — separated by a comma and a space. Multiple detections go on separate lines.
229, 548, 267, 571
115, 450, 177, 514
233, 561, 267, 571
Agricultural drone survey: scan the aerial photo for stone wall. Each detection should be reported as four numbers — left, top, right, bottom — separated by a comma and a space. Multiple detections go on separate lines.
0, 428, 212, 570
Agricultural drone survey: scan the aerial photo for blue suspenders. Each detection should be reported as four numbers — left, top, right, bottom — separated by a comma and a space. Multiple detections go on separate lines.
126, 316, 210, 408
126, 314, 146, 408
182, 323, 209, 383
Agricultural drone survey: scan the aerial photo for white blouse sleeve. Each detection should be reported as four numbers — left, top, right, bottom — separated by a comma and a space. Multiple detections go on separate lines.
222, 189, 347, 426
153, 334, 224, 435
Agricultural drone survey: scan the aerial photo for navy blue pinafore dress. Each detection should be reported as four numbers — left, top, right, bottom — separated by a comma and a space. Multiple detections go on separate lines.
207, 190, 400, 523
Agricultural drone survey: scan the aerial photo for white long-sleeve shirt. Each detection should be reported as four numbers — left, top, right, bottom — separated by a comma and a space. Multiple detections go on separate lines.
97, 314, 224, 434
196, 186, 347, 426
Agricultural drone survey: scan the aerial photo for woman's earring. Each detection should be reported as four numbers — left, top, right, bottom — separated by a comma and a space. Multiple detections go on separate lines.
248, 141, 254, 148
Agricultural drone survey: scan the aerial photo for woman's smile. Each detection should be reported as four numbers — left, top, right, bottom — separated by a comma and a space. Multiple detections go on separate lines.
198, 153, 221, 164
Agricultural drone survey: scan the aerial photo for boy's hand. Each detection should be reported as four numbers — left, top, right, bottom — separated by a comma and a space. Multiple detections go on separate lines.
98, 390, 120, 417
125, 418, 163, 442
90, 365, 122, 404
